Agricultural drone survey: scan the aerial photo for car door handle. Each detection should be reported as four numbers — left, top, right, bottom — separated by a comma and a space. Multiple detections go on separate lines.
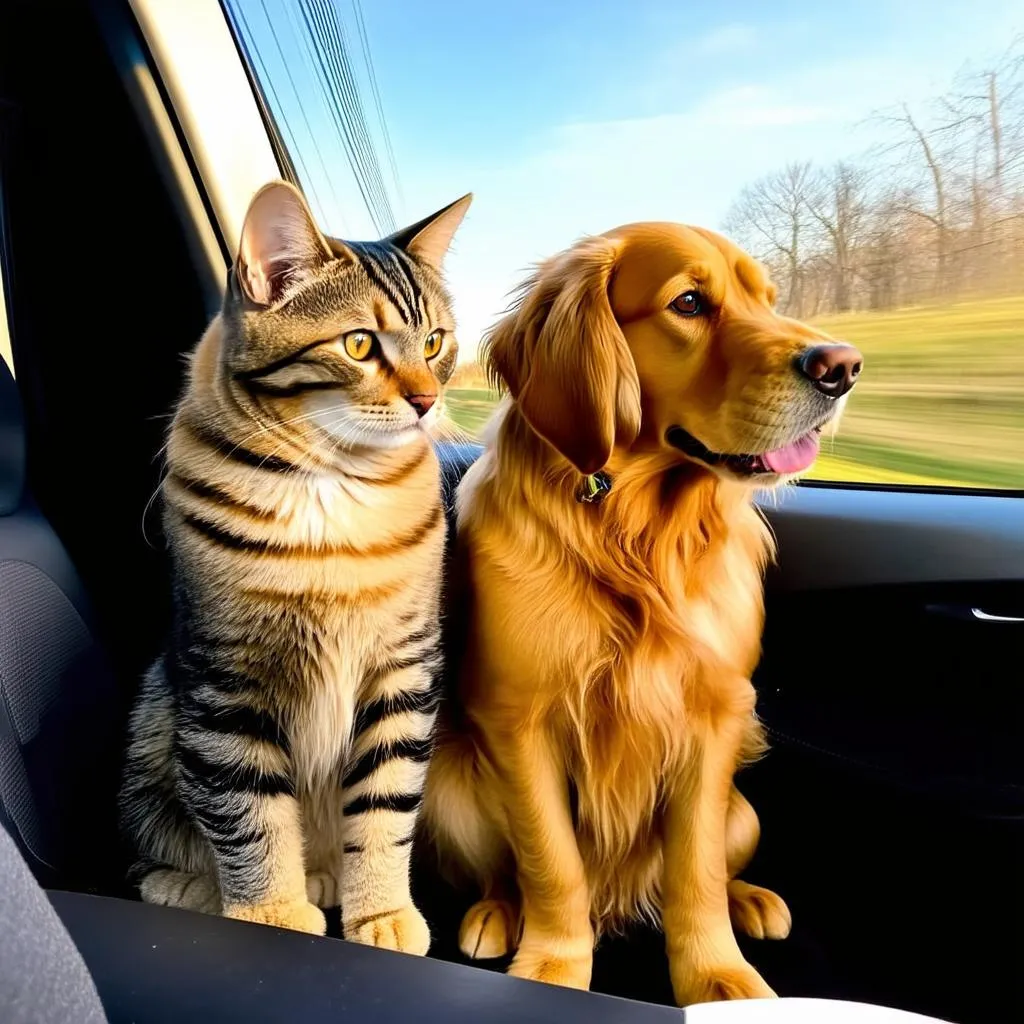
926, 603, 1024, 623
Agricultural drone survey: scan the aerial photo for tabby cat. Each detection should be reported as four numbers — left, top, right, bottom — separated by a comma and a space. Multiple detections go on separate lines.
119, 181, 471, 951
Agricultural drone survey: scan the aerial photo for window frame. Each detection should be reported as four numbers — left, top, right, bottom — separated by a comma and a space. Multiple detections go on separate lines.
798, 478, 1024, 499
125, 0, 282, 266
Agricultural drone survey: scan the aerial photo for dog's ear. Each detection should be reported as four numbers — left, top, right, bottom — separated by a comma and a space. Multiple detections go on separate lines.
484, 236, 641, 475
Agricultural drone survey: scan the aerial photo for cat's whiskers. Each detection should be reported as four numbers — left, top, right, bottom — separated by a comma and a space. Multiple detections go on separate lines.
143, 406, 321, 538
141, 465, 172, 549
429, 413, 472, 446
302, 419, 353, 477
287, 406, 371, 483
301, 409, 363, 468
316, 409, 399, 464
283, 415, 381, 511
238, 406, 350, 477
210, 405, 336, 475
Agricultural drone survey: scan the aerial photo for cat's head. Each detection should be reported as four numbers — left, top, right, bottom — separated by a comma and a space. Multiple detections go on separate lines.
222, 180, 471, 451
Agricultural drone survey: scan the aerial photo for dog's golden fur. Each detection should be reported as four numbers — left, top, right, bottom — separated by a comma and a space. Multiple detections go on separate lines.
423, 223, 855, 1005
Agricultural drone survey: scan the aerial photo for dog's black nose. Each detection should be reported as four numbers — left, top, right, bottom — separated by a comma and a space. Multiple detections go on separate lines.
796, 343, 863, 398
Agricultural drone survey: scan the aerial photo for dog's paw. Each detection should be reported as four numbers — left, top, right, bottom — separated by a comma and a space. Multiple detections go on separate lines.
459, 899, 519, 960
140, 869, 221, 915
224, 897, 326, 935
508, 947, 592, 991
346, 904, 431, 956
728, 880, 792, 940
305, 870, 340, 909
672, 960, 776, 1006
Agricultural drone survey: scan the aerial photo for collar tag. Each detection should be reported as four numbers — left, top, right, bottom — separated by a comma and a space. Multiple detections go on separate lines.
576, 470, 612, 505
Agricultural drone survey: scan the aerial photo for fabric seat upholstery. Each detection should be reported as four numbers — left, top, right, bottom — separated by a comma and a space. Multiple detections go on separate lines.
0, 356, 122, 892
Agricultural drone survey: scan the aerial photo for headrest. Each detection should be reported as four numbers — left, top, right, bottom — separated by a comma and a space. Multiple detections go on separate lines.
0, 355, 25, 515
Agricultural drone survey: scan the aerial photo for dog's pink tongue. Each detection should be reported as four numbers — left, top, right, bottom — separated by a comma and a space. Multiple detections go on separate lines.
762, 432, 820, 474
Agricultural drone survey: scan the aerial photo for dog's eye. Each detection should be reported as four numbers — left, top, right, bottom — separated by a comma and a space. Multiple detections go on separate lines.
671, 291, 703, 317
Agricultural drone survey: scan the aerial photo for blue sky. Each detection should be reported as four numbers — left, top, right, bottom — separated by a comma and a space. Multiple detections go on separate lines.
234, 0, 1021, 359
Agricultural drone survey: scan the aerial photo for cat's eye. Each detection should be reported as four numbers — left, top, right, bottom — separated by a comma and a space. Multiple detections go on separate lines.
344, 330, 376, 361
424, 329, 445, 360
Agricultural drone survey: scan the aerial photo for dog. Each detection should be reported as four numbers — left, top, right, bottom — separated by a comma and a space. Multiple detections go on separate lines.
422, 222, 862, 1005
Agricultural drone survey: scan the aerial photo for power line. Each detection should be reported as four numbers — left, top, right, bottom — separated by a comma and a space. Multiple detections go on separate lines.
312, 0, 394, 231
351, 0, 405, 217
228, 0, 398, 237
259, 0, 348, 233
228, 1, 326, 225
284, 0, 353, 235
302, 0, 392, 232
298, 0, 385, 233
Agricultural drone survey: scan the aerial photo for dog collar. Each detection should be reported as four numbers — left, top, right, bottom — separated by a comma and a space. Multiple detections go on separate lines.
576, 471, 612, 505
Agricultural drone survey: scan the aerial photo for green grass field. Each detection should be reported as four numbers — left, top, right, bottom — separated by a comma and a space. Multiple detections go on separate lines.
446, 295, 1024, 490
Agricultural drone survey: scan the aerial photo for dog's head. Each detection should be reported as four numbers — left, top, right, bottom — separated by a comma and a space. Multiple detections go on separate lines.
484, 223, 862, 486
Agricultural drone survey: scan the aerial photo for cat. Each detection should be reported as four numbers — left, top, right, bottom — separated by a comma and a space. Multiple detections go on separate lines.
119, 180, 471, 952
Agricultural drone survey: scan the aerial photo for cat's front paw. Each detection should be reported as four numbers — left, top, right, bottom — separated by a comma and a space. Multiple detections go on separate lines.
224, 897, 326, 935
345, 904, 431, 955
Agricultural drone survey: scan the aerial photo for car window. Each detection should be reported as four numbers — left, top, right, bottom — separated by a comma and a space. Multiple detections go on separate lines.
221, 1, 1023, 490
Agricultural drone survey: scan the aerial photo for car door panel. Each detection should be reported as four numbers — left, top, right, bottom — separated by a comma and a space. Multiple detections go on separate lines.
748, 485, 1024, 1024
763, 485, 1024, 591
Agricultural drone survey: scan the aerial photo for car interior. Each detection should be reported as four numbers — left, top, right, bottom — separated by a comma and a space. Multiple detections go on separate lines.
0, 2, 1021, 1022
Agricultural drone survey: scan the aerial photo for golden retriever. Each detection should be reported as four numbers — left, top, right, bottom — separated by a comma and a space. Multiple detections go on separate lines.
422, 222, 862, 1005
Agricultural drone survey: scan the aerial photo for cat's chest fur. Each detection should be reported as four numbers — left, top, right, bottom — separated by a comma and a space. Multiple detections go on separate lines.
289, 615, 367, 791
251, 468, 440, 788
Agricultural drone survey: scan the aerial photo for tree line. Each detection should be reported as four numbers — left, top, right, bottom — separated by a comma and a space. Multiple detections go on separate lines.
723, 38, 1024, 318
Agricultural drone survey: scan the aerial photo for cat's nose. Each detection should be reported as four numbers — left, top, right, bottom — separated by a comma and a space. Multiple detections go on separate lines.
404, 392, 436, 417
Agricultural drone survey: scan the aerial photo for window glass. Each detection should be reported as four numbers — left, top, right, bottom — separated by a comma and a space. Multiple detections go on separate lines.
223, 1, 1024, 489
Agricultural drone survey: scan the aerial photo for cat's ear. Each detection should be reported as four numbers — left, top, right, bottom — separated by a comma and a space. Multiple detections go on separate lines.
236, 181, 333, 306
387, 193, 473, 268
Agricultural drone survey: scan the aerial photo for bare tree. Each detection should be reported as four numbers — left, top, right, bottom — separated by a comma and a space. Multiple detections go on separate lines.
939, 39, 1024, 201
807, 163, 868, 312
723, 162, 814, 315
720, 38, 1023, 315
935, 39, 1024, 291
874, 103, 952, 296
859, 204, 901, 311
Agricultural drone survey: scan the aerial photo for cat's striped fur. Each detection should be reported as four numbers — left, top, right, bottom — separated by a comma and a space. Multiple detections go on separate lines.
119, 182, 472, 949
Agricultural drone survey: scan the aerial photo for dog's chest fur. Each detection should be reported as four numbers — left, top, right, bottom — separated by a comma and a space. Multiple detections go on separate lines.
580, 543, 764, 926
566, 524, 764, 829
502, 487, 767, 925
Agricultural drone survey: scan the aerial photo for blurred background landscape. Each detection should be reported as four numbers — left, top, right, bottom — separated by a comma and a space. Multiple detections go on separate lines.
447, 40, 1024, 490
